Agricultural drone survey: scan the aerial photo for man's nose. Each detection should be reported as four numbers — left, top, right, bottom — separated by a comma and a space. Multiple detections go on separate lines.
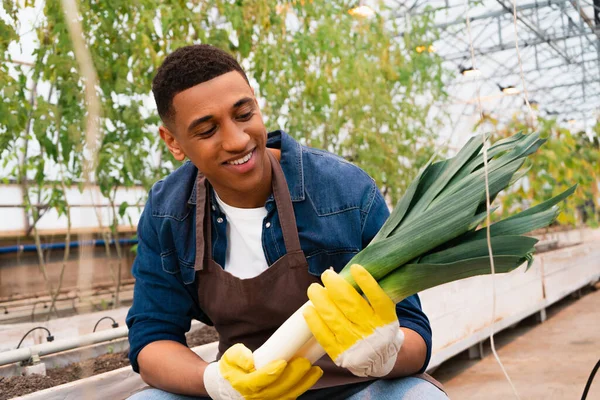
221, 119, 250, 153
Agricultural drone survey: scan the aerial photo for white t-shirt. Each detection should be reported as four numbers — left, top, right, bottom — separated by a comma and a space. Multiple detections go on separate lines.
214, 193, 269, 279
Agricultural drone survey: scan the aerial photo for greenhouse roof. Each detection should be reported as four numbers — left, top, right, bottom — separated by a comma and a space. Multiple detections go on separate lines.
392, 0, 600, 136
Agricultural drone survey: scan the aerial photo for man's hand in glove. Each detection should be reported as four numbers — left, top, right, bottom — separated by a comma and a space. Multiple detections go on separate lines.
303, 264, 404, 378
203, 343, 322, 400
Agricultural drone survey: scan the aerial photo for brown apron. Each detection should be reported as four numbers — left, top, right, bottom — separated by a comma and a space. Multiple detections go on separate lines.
193, 151, 445, 395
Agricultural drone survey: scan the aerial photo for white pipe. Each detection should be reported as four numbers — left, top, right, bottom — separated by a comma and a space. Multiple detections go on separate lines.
0, 326, 128, 366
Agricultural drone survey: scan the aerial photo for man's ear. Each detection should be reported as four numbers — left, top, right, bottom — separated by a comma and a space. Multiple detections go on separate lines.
159, 125, 186, 162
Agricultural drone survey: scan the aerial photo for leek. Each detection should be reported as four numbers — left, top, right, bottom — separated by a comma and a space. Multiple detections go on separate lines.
253, 131, 575, 368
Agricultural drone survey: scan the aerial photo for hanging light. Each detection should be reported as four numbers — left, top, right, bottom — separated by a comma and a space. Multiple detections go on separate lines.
348, 4, 376, 18
460, 66, 480, 77
499, 84, 520, 95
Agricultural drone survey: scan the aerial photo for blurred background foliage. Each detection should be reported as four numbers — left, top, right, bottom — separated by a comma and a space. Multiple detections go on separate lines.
0, 0, 451, 305
0, 0, 447, 210
0, 0, 598, 231
480, 113, 600, 228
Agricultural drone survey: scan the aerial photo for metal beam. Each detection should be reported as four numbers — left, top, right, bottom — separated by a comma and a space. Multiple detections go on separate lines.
528, 79, 600, 91
536, 88, 600, 106
495, 0, 574, 63
393, 0, 471, 20
485, 103, 599, 117
436, 23, 521, 79
441, 30, 593, 60
483, 38, 599, 83
569, 0, 600, 40
490, 55, 598, 80
543, 103, 587, 116
563, 0, 600, 81
494, 0, 598, 92
391, 0, 600, 127
400, 0, 569, 29
543, 105, 600, 116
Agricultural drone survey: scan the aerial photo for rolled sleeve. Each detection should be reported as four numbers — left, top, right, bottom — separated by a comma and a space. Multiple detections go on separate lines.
126, 195, 194, 373
361, 181, 433, 374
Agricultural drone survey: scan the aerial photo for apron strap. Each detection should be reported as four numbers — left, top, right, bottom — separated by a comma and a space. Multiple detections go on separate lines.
194, 175, 212, 271
267, 150, 302, 254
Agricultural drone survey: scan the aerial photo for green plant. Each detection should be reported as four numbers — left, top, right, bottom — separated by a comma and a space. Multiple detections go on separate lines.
1, 1, 449, 315
1, 0, 448, 206
478, 113, 599, 228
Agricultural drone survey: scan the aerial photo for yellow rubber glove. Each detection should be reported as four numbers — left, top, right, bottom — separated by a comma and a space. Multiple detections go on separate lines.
303, 264, 404, 378
203, 343, 323, 400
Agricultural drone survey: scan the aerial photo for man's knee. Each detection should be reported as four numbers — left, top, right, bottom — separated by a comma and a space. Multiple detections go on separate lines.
349, 377, 448, 400
401, 377, 448, 400
127, 387, 209, 400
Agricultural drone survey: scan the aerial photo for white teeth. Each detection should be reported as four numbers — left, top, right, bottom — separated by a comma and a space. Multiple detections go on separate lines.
227, 151, 252, 165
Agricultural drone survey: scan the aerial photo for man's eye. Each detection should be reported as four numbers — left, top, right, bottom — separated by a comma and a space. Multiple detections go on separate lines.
196, 126, 216, 137
237, 112, 254, 121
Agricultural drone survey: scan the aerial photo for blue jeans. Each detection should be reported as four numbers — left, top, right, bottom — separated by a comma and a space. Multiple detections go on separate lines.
127, 377, 448, 400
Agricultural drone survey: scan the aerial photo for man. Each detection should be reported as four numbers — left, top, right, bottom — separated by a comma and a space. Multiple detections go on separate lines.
126, 44, 446, 399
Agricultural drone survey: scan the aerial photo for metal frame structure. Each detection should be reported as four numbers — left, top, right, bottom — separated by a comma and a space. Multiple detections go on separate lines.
392, 0, 600, 133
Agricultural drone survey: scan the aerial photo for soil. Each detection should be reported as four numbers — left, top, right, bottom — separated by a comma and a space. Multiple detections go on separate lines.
0, 326, 219, 400
185, 325, 220, 348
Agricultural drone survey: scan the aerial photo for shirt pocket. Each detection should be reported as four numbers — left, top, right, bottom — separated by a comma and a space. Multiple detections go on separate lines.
305, 249, 359, 277
160, 248, 196, 284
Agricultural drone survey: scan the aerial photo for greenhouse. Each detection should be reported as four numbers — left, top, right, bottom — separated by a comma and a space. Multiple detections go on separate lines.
0, 1, 599, 399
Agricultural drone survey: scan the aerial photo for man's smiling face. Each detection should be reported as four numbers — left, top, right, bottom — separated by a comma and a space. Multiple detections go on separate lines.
160, 71, 271, 207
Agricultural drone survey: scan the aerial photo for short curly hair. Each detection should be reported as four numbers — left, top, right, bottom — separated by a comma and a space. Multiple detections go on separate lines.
152, 44, 249, 124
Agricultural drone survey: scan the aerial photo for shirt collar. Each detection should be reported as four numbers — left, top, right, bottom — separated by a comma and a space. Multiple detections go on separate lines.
187, 130, 304, 206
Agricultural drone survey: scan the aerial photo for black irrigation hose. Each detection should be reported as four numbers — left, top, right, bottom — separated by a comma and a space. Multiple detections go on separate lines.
92, 316, 119, 333
16, 327, 54, 349
581, 358, 600, 400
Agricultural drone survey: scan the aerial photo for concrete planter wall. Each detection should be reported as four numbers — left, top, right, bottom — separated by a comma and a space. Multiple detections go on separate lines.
423, 228, 600, 370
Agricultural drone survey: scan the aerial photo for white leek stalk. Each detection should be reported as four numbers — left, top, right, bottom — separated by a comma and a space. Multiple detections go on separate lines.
253, 301, 325, 368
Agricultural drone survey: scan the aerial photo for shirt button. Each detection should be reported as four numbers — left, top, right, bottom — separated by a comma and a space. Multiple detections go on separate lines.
217, 217, 224, 223
211, 205, 216, 211
265, 222, 271, 228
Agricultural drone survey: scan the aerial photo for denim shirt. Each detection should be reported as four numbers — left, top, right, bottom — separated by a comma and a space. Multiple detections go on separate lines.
126, 130, 432, 374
